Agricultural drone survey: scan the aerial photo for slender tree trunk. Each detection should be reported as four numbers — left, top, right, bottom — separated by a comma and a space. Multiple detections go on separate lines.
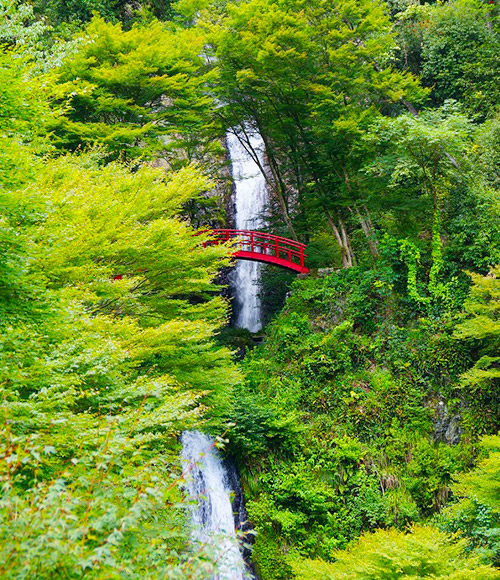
340, 219, 356, 267
354, 205, 378, 259
341, 167, 378, 260
261, 136, 298, 240
326, 210, 355, 268
237, 124, 298, 240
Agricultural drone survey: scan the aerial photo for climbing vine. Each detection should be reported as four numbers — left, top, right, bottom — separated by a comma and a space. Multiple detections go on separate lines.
400, 207, 451, 308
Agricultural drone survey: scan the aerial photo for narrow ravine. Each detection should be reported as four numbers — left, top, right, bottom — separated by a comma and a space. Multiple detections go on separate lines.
180, 125, 268, 578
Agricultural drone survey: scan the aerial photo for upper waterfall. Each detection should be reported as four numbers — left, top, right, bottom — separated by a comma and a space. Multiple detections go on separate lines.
227, 128, 268, 333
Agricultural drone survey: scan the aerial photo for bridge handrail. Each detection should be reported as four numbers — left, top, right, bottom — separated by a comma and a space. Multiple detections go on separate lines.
209, 230, 306, 259
201, 228, 308, 272
211, 229, 307, 250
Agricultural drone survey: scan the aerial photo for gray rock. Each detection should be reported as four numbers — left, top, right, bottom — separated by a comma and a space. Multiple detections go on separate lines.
433, 400, 463, 445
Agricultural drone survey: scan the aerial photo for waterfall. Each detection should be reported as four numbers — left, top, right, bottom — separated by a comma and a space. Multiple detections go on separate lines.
227, 129, 268, 333
181, 430, 251, 580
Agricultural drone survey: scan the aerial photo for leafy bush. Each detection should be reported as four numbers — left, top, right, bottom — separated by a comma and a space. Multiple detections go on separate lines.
291, 526, 500, 580
439, 435, 500, 565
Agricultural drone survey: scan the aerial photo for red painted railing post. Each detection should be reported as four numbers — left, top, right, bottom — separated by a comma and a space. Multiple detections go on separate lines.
275, 238, 279, 258
250, 231, 254, 253
300, 246, 304, 268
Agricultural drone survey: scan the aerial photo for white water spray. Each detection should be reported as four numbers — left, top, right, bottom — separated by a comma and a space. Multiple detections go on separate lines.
227, 129, 268, 333
181, 431, 248, 580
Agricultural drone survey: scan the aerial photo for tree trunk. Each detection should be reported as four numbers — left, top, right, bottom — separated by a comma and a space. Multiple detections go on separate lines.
354, 205, 378, 259
237, 125, 298, 240
326, 211, 355, 268
340, 167, 377, 260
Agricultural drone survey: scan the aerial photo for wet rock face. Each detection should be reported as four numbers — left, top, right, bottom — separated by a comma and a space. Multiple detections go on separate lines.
225, 139, 237, 230
433, 400, 463, 445
223, 457, 258, 579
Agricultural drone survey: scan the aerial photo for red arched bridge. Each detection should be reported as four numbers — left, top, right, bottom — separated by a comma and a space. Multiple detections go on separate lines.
203, 229, 309, 274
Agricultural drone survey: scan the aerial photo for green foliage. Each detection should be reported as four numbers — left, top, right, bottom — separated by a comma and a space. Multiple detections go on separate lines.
30, 0, 175, 26
453, 435, 500, 510
364, 104, 498, 301
0, 49, 49, 184
0, 156, 240, 574
0, 50, 51, 322
0, 45, 240, 576
49, 16, 219, 164
291, 525, 500, 580
252, 531, 292, 580
454, 267, 500, 433
365, 105, 473, 221
420, 0, 498, 111
0, 1, 48, 48
394, 0, 499, 116
259, 265, 296, 326
440, 435, 500, 565
398, 215, 460, 314
1, 0, 499, 577
229, 270, 480, 575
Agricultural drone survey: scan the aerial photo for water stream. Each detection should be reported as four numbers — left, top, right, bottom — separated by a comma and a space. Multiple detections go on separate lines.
226, 128, 268, 333
180, 126, 267, 578
181, 431, 250, 580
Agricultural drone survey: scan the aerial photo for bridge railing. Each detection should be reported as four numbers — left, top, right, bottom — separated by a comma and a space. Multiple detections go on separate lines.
204, 229, 307, 270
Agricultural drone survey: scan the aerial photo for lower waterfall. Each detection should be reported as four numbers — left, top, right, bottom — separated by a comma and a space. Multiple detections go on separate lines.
181, 430, 252, 580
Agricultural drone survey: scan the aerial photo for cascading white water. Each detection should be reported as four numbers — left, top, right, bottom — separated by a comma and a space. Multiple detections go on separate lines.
181, 430, 248, 580
227, 129, 268, 333
180, 123, 265, 579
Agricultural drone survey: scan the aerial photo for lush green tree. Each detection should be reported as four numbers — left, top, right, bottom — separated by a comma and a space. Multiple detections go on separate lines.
0, 48, 51, 322
366, 105, 473, 221
208, 0, 425, 264
49, 16, 220, 166
420, 0, 498, 112
0, 1, 47, 47
0, 160, 239, 578
362, 106, 474, 312
393, 0, 499, 117
454, 267, 500, 433
30, 0, 175, 26
363, 104, 500, 310
440, 434, 500, 565
0, 48, 240, 577
445, 114, 500, 274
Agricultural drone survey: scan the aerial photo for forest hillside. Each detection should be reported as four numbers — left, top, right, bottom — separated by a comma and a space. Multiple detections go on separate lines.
0, 0, 499, 578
